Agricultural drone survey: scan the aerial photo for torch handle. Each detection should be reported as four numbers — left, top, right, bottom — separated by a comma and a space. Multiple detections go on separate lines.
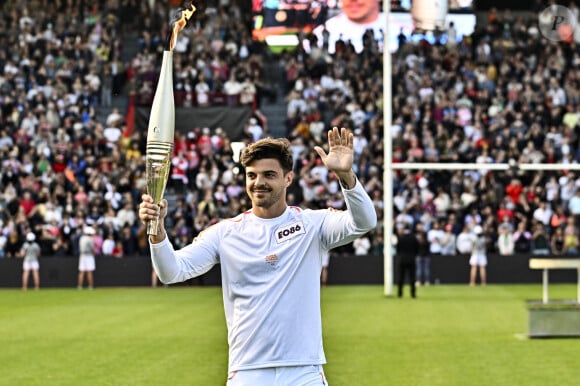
147, 218, 160, 236
146, 141, 173, 236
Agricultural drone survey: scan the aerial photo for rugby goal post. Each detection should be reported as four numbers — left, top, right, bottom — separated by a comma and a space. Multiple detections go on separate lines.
379, 0, 580, 295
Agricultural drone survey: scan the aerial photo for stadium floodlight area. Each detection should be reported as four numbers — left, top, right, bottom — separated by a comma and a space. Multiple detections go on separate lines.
383, 161, 580, 296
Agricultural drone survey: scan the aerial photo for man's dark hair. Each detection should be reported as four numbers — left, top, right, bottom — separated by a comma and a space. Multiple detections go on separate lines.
240, 138, 293, 174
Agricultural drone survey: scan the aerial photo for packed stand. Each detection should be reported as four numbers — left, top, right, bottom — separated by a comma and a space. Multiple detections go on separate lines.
1, 0, 579, 267
0, 0, 138, 259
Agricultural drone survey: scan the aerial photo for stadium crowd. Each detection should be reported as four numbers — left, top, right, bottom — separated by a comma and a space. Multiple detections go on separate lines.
0, 0, 579, 276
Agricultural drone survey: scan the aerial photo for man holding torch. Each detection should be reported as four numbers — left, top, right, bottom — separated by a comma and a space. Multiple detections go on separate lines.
139, 128, 377, 385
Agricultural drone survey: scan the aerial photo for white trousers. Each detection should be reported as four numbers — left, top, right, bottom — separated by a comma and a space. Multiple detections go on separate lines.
226, 365, 328, 386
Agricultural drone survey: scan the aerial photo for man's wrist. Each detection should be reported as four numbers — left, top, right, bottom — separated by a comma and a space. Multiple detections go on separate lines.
149, 229, 166, 244
337, 170, 356, 189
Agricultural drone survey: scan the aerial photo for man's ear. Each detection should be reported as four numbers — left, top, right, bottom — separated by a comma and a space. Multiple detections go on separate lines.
286, 171, 294, 187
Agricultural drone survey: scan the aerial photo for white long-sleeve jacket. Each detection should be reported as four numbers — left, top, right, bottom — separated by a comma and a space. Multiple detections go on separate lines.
150, 180, 377, 372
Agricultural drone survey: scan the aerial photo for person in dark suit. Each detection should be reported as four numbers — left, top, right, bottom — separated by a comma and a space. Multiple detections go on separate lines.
396, 225, 420, 298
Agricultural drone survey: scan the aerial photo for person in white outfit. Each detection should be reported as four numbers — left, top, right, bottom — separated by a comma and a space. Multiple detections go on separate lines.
469, 225, 487, 286
20, 232, 41, 290
138, 128, 377, 385
78, 226, 96, 289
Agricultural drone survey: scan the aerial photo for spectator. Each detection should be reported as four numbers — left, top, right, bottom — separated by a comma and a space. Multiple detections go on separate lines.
103, 124, 123, 154
119, 226, 138, 257
531, 222, 550, 255
352, 128, 368, 163
106, 108, 124, 128
52, 233, 71, 257
395, 207, 414, 231
415, 223, 430, 287
423, 221, 444, 285
112, 239, 124, 258
533, 201, 552, 231
440, 224, 457, 255
101, 232, 116, 257
505, 178, 523, 206
560, 177, 576, 209
19, 232, 41, 290
512, 220, 531, 252
223, 71, 242, 106
563, 223, 579, 255
550, 206, 568, 233
239, 76, 257, 106
78, 226, 96, 290
171, 151, 190, 195
116, 201, 137, 229
353, 232, 372, 255
550, 227, 566, 255
497, 199, 515, 223
396, 225, 419, 298
19, 191, 36, 218
469, 225, 487, 287
456, 224, 475, 255
497, 223, 515, 256
195, 73, 211, 107
433, 188, 451, 220
568, 190, 580, 228
247, 117, 264, 142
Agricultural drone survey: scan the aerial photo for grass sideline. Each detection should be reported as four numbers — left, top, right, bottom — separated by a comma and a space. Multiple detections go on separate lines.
1, 285, 580, 385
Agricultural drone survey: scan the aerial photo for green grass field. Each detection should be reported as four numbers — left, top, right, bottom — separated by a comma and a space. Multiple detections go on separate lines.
2, 285, 580, 386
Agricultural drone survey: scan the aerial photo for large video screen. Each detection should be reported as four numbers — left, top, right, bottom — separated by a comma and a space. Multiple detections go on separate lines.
252, 1, 476, 54
252, 0, 388, 52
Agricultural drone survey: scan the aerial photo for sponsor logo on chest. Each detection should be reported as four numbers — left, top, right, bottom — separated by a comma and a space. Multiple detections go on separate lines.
275, 221, 305, 243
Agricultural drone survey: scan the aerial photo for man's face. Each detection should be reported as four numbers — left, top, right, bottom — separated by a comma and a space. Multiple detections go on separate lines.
245, 159, 292, 211
341, 0, 380, 24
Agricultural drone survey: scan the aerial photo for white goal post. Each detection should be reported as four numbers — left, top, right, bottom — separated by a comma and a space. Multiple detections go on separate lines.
378, 2, 580, 296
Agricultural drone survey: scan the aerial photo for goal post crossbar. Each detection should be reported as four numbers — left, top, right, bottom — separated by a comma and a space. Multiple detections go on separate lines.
390, 163, 580, 171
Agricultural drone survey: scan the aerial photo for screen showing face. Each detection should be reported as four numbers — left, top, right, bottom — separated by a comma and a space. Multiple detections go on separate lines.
252, 1, 475, 53
252, 0, 384, 51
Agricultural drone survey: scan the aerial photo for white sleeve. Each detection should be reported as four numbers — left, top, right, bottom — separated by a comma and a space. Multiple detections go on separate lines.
319, 178, 377, 249
150, 225, 220, 284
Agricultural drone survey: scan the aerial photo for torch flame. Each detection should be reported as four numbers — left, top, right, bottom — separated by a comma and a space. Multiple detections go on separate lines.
168, 3, 196, 51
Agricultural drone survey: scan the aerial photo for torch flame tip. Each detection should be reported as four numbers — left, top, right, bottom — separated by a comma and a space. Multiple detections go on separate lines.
168, 2, 198, 52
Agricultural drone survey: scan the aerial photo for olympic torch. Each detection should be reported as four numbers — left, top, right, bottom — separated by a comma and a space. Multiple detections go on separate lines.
146, 3, 196, 235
